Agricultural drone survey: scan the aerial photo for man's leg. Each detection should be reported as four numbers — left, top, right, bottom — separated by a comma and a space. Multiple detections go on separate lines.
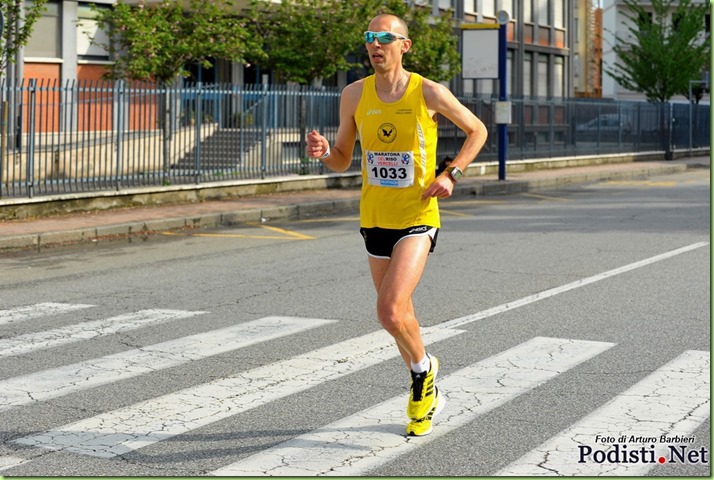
367, 234, 431, 367
367, 234, 441, 434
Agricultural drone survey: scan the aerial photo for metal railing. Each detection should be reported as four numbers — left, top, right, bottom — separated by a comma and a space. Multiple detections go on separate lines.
0, 79, 709, 199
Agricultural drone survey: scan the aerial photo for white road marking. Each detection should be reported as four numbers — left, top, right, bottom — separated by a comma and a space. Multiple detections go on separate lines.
495, 350, 710, 476
0, 455, 29, 471
440, 242, 709, 329
496, 351, 711, 477
12, 327, 463, 458
0, 303, 94, 326
0, 309, 206, 358
4, 243, 708, 472
0, 316, 333, 413
210, 337, 615, 476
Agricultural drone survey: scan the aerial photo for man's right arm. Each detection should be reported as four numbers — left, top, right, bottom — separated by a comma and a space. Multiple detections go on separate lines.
305, 82, 361, 173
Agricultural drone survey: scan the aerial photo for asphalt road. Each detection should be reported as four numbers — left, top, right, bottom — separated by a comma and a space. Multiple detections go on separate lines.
0, 168, 710, 477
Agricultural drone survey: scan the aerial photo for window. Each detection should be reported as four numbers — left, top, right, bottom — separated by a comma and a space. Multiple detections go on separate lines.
464, 79, 475, 96
464, 0, 476, 14
506, 50, 513, 96
25, 1, 60, 58
524, 0, 533, 23
537, 53, 548, 97
553, 56, 564, 97
537, 0, 549, 25
77, 3, 110, 61
523, 52, 532, 97
501, 0, 514, 19
480, 78, 494, 97
637, 11, 653, 27
706, 14, 711, 33
481, 0, 495, 18
553, 0, 564, 28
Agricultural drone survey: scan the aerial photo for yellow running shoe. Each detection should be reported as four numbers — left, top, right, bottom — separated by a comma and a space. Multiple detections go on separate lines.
406, 353, 439, 421
407, 387, 445, 437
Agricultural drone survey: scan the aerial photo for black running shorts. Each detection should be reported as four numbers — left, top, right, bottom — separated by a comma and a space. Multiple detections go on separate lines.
359, 226, 439, 259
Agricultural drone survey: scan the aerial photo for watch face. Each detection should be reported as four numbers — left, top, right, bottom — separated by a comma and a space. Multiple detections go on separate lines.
448, 167, 462, 180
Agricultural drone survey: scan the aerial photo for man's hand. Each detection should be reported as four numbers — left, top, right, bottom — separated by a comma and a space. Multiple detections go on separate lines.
421, 173, 455, 200
306, 130, 328, 158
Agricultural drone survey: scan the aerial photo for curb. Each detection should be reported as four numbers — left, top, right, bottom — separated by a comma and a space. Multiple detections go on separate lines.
0, 161, 691, 253
0, 151, 681, 221
455, 162, 688, 196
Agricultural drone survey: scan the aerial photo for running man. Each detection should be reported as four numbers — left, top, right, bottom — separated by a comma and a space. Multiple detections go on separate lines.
306, 13, 488, 436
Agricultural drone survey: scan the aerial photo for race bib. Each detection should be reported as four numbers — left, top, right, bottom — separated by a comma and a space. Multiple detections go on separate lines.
366, 150, 414, 188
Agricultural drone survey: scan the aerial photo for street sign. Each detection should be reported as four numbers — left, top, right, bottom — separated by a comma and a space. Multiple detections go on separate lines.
461, 24, 499, 79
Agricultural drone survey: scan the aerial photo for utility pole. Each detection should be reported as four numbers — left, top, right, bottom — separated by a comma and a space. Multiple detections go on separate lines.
688, 75, 709, 154
496, 9, 510, 181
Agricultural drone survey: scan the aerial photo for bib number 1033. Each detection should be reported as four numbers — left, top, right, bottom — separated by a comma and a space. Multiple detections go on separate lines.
371, 166, 408, 180
366, 151, 415, 188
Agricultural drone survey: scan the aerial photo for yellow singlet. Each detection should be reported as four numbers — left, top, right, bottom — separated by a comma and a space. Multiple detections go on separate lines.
355, 73, 440, 229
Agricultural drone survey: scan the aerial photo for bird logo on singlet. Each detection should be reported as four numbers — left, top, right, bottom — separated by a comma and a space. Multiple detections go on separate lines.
377, 123, 397, 143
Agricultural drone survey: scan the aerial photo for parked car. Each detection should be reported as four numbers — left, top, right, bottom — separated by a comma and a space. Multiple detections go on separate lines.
576, 113, 633, 133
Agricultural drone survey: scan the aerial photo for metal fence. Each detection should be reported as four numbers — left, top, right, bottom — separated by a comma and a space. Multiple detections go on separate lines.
0, 79, 710, 199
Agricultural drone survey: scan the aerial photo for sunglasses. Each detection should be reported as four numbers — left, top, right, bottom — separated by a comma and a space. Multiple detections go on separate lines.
364, 31, 407, 44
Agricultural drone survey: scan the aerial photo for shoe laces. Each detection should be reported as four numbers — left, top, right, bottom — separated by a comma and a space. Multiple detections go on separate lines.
410, 370, 426, 401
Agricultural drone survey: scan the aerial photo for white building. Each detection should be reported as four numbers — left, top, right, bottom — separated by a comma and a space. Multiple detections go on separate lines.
600, 0, 710, 101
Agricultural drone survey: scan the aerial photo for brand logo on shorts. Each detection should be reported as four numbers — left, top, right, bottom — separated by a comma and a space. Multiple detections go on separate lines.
408, 226, 428, 234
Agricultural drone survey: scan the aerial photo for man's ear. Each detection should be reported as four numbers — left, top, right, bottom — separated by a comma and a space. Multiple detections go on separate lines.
401, 39, 412, 54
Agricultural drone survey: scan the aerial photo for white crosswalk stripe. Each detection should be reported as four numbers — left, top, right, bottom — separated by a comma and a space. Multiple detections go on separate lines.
12, 326, 463, 458
0, 316, 333, 412
0, 303, 94, 326
0, 309, 207, 358
1, 258, 709, 478
209, 337, 615, 476
495, 350, 711, 476
0, 456, 29, 471
440, 242, 710, 330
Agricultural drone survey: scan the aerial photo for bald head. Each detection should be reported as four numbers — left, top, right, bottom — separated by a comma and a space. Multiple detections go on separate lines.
369, 13, 409, 38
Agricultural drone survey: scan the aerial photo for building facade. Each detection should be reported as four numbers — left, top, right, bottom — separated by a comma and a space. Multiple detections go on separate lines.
22, 0, 588, 100
21, 0, 113, 83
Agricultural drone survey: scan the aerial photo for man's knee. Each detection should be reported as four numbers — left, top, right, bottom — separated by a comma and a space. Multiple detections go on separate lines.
376, 300, 408, 333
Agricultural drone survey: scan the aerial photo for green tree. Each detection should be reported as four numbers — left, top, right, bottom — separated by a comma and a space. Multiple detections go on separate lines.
0, 0, 49, 74
244, 0, 373, 85
604, 0, 710, 103
92, 0, 263, 83
245, 0, 461, 85
372, 0, 461, 83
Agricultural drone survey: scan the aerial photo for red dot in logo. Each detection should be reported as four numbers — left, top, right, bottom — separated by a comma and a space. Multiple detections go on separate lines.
658, 456, 666, 464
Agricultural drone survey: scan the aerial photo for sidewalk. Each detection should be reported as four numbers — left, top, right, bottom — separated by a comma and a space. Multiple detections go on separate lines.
0, 155, 709, 252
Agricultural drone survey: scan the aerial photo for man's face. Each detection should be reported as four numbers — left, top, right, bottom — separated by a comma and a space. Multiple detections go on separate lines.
365, 17, 410, 72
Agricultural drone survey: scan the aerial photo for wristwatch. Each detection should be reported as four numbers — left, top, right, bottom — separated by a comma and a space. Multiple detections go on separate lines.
445, 166, 463, 182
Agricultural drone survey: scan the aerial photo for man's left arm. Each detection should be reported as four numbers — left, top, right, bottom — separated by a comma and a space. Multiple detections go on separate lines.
421, 81, 488, 199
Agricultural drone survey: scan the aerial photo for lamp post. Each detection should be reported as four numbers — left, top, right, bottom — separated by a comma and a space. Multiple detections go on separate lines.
496, 10, 509, 181
688, 78, 708, 154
